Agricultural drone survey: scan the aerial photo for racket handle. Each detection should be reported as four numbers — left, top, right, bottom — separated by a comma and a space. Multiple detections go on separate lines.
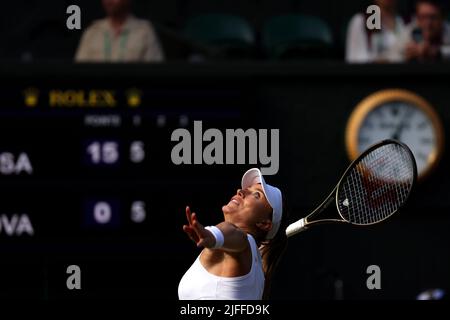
286, 218, 306, 237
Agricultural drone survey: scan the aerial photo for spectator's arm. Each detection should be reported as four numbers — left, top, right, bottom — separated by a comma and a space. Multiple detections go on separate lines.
75, 27, 93, 62
440, 45, 450, 59
379, 17, 406, 63
346, 14, 371, 63
385, 27, 412, 63
439, 24, 450, 60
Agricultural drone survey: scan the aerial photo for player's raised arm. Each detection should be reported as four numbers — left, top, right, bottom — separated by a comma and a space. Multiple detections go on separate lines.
183, 206, 248, 252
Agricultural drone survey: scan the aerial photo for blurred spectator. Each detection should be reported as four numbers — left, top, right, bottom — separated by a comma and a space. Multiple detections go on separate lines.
75, 0, 164, 62
389, 0, 450, 62
346, 0, 405, 63
416, 288, 446, 300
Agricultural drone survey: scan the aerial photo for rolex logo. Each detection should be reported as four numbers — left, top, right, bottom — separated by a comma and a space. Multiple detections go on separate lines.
126, 89, 142, 107
23, 88, 39, 107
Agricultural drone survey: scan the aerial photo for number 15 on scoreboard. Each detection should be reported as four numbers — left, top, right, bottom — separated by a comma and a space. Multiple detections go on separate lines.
83, 140, 145, 166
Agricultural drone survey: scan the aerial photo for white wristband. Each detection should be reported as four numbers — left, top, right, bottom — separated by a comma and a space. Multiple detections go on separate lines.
205, 226, 224, 249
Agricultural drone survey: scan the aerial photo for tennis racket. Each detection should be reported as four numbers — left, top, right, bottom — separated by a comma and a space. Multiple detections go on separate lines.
286, 139, 417, 237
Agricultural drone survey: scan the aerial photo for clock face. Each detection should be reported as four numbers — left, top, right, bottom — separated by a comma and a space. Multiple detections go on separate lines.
346, 90, 444, 180
358, 102, 435, 175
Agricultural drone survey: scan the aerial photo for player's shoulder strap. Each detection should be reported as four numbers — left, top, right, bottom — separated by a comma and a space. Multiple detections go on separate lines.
246, 233, 261, 264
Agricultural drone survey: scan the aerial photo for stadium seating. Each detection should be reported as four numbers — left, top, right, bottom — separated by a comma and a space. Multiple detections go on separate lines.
261, 14, 334, 59
183, 14, 256, 59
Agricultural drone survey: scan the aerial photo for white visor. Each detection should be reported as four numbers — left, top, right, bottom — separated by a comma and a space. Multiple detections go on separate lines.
241, 168, 283, 240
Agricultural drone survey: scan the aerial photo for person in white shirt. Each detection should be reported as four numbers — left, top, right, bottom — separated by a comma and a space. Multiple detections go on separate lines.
389, 0, 450, 62
178, 168, 287, 300
75, 0, 164, 62
346, 0, 405, 63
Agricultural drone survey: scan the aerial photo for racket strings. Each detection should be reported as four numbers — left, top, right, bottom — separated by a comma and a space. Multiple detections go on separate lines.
338, 143, 414, 225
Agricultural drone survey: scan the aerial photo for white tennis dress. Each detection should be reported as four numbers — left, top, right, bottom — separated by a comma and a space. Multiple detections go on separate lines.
178, 234, 265, 300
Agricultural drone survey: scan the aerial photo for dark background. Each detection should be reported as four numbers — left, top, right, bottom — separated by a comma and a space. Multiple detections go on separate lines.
0, 0, 449, 302
0, 63, 449, 300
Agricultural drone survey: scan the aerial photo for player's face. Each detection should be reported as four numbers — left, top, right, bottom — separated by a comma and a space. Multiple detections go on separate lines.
102, 0, 130, 16
222, 183, 273, 231
416, 3, 443, 40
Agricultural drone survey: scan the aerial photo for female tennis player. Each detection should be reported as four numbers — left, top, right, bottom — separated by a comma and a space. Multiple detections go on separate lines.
178, 168, 288, 300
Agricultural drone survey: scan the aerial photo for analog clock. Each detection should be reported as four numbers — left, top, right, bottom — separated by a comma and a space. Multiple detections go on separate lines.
346, 89, 445, 180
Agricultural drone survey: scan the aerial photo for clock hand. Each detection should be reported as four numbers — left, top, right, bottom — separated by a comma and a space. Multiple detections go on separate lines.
392, 109, 412, 140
